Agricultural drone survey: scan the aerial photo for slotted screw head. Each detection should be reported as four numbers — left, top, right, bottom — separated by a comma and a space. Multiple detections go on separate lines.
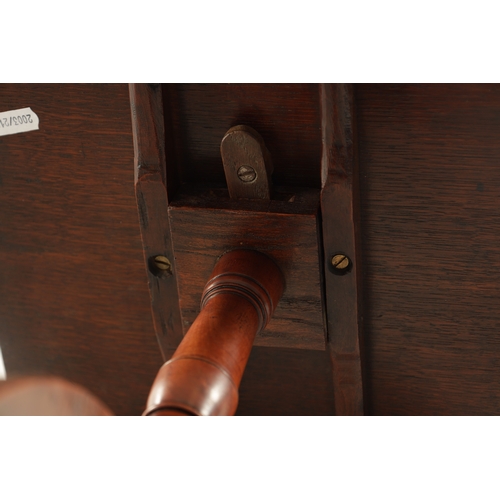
331, 254, 350, 270
237, 165, 257, 183
153, 255, 171, 272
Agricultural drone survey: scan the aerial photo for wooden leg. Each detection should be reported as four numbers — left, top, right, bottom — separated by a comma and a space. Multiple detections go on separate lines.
144, 249, 284, 416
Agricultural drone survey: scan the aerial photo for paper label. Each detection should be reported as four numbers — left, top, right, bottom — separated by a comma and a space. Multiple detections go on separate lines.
0, 107, 39, 137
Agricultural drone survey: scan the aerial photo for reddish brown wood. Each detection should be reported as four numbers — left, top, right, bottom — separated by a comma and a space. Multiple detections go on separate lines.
164, 84, 322, 190
133, 83, 327, 355
168, 199, 325, 351
320, 84, 364, 415
129, 83, 184, 356
129, 83, 332, 417
9, 83, 500, 415
0, 84, 163, 416
220, 125, 273, 199
236, 346, 336, 415
144, 249, 284, 416
0, 83, 335, 416
356, 84, 500, 415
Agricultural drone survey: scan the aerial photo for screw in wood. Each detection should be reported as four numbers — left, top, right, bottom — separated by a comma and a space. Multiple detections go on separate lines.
331, 254, 350, 271
237, 165, 257, 183
150, 255, 172, 277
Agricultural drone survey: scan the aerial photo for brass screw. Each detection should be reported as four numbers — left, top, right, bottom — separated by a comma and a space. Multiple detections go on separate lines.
153, 255, 171, 272
237, 165, 257, 183
331, 254, 350, 271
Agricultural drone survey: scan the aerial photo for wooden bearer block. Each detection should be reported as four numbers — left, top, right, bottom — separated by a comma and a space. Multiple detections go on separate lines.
168, 188, 325, 351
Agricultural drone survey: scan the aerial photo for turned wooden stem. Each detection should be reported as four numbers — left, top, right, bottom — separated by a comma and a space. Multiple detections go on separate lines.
144, 249, 284, 416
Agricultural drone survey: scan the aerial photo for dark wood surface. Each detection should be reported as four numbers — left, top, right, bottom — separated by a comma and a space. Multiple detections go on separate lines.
135, 83, 326, 356
2, 83, 500, 415
236, 346, 336, 415
0, 83, 332, 414
169, 204, 325, 350
164, 84, 322, 190
357, 84, 500, 415
320, 84, 364, 415
0, 84, 163, 416
130, 83, 184, 356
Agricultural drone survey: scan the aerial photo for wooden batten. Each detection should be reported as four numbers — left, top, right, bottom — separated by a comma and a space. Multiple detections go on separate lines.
129, 83, 184, 358
320, 84, 365, 415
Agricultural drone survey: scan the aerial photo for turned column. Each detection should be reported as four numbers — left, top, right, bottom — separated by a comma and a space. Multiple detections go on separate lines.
143, 249, 284, 416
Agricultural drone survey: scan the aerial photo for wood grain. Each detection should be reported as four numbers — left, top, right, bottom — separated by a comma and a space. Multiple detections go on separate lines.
236, 346, 336, 415
9, 83, 498, 415
0, 83, 345, 416
0, 84, 163, 415
130, 83, 184, 356
357, 84, 500, 415
168, 201, 325, 351
320, 84, 364, 415
164, 84, 322, 190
